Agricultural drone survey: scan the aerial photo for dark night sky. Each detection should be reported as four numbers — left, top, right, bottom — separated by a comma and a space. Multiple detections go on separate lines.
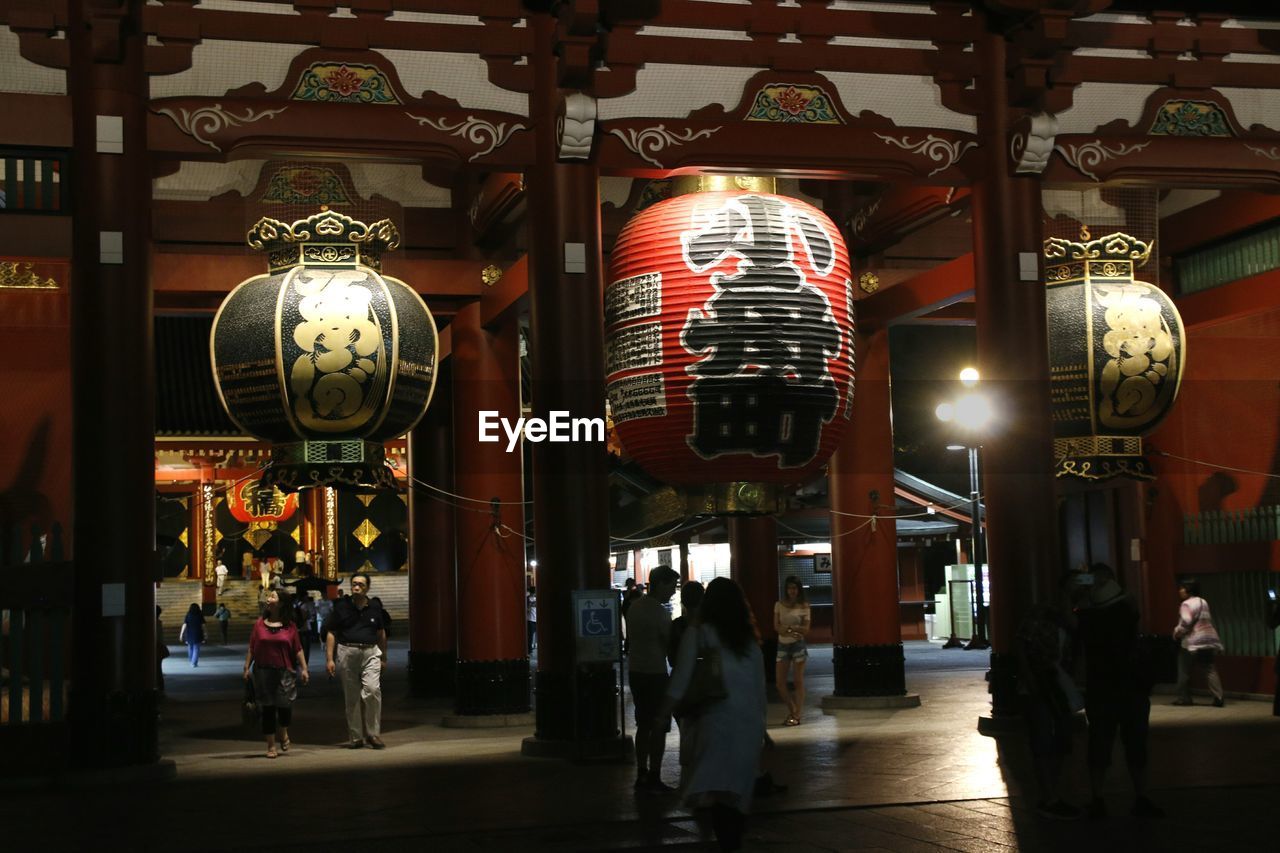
888, 324, 977, 497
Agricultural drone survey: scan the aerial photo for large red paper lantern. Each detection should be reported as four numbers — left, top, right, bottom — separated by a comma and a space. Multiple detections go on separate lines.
606, 178, 855, 497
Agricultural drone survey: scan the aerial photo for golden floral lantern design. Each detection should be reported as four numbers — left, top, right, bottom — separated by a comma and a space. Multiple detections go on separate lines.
1045, 230, 1185, 480
211, 210, 438, 491
605, 176, 855, 512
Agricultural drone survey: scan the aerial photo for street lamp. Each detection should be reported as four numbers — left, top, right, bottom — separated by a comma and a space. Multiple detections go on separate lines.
936, 368, 991, 650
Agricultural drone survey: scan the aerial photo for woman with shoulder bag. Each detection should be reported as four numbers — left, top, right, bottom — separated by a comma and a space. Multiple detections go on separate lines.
244, 590, 310, 759
657, 578, 766, 853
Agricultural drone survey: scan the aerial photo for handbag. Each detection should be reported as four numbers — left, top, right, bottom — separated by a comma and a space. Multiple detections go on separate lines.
241, 675, 260, 730
674, 626, 728, 717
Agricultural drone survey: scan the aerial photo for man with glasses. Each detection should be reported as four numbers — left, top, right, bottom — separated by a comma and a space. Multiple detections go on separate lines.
324, 572, 390, 749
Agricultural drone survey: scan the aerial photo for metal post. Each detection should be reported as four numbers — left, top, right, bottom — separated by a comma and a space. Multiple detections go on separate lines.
966, 446, 990, 649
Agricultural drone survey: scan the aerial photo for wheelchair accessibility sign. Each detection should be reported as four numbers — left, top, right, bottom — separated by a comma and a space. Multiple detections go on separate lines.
572, 590, 620, 663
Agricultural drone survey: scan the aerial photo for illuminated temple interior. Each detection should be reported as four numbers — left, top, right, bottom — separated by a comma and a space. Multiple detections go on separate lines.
2, 1, 1280, 850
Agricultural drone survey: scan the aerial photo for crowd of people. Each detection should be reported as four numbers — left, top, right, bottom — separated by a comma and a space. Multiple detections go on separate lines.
1015, 564, 1229, 823
160, 558, 1256, 852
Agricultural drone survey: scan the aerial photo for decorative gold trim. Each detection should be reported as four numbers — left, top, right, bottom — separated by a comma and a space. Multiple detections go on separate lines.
202, 484, 217, 585
0, 261, 58, 289
481, 264, 503, 286
353, 518, 381, 548
671, 175, 777, 196
324, 487, 338, 581
858, 272, 880, 294
1043, 231, 1153, 283
356, 494, 375, 507
246, 209, 400, 273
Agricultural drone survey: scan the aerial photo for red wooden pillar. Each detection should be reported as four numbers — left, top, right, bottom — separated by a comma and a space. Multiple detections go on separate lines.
971, 22, 1059, 721
67, 0, 158, 767
729, 516, 779, 679
828, 328, 911, 700
520, 19, 614, 755
450, 303, 528, 714
407, 360, 457, 697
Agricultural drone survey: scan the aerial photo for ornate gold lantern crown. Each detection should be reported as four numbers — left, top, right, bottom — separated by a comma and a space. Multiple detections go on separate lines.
246, 208, 401, 274
1043, 230, 1153, 284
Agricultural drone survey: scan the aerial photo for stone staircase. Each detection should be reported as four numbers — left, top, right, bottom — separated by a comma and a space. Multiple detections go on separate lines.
155, 573, 410, 645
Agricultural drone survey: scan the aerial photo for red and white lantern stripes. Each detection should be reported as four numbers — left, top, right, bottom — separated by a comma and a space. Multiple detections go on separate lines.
606, 187, 856, 487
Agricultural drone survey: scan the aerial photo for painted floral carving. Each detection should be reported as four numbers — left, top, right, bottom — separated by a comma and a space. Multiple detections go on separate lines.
291, 63, 400, 105
1148, 100, 1233, 137
748, 84, 843, 124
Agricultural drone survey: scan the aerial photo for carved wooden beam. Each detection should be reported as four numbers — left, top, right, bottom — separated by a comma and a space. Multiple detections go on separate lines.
1044, 134, 1280, 186
854, 253, 975, 332
148, 97, 533, 166
1161, 191, 1280, 257
598, 119, 979, 183
848, 186, 971, 257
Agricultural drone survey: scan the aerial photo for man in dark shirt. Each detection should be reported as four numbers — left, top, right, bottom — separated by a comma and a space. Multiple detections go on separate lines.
1075, 562, 1162, 819
324, 572, 389, 749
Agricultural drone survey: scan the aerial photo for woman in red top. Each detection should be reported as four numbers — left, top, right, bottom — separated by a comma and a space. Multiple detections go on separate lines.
243, 589, 310, 758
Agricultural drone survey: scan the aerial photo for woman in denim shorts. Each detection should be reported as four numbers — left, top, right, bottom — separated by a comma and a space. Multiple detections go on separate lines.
774, 576, 811, 726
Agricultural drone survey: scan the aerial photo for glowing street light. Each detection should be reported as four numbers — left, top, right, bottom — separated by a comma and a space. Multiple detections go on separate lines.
936, 369, 990, 650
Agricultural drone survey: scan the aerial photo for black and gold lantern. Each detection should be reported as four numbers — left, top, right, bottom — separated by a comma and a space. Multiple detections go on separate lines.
1045, 230, 1185, 480
211, 209, 438, 490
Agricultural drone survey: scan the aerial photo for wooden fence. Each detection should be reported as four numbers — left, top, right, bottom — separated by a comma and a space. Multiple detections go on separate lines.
0, 523, 72, 773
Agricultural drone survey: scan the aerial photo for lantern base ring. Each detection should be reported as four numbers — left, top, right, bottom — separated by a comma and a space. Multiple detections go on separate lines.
262, 440, 399, 492
682, 482, 785, 516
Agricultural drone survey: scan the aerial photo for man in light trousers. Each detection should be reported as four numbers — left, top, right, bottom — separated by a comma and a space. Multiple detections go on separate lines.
324, 573, 390, 748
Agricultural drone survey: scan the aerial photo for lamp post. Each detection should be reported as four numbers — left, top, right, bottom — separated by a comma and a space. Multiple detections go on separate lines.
935, 368, 991, 650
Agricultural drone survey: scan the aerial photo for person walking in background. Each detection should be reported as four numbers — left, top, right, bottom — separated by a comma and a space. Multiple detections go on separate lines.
628, 566, 680, 793
669, 581, 705, 670
215, 603, 231, 644
1015, 590, 1081, 821
178, 602, 206, 667
526, 584, 538, 654
1173, 579, 1225, 707
668, 581, 706, 784
155, 605, 168, 694
659, 577, 767, 853
294, 593, 316, 665
1077, 563, 1162, 819
773, 576, 811, 726
214, 560, 229, 595
1268, 593, 1280, 717
244, 589, 310, 759
324, 573, 390, 749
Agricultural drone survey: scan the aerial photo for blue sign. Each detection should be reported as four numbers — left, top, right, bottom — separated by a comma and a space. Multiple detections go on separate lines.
572, 590, 621, 662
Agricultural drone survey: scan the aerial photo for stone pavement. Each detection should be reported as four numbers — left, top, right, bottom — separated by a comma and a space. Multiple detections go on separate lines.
2, 641, 1276, 852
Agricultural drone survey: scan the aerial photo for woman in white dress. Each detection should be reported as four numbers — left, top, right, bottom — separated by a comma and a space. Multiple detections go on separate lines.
658, 577, 766, 853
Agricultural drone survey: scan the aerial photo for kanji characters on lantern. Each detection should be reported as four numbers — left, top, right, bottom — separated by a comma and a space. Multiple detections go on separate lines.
607, 179, 855, 489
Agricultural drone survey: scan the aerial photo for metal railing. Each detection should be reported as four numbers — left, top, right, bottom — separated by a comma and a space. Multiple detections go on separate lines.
1183, 506, 1280, 545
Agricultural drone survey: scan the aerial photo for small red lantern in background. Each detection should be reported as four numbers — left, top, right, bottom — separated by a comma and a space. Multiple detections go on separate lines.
606, 176, 855, 509
227, 478, 299, 550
